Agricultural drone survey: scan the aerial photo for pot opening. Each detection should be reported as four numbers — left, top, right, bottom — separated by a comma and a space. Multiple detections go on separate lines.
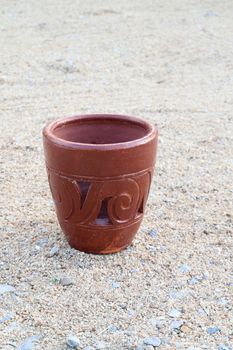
52, 115, 151, 145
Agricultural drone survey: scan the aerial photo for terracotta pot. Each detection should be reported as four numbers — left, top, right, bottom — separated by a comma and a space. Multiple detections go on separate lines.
43, 114, 158, 254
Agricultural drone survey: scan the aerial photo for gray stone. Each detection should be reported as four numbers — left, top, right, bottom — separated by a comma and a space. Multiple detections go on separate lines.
108, 325, 119, 333
60, 277, 74, 286
197, 308, 206, 315
66, 335, 80, 348
179, 264, 191, 273
95, 341, 106, 349
218, 345, 232, 350
143, 336, 161, 347
145, 346, 154, 350
83, 347, 95, 350
77, 261, 85, 268
204, 10, 218, 17
168, 308, 181, 318
170, 320, 184, 330
148, 228, 158, 237
218, 297, 228, 306
36, 238, 48, 247
0, 312, 14, 324
189, 277, 199, 285
6, 321, 18, 330
161, 338, 169, 345
127, 309, 135, 317
207, 326, 221, 335
48, 245, 59, 257
111, 281, 120, 289
0, 284, 15, 295
130, 268, 139, 273
154, 319, 166, 329
169, 290, 186, 300
16, 336, 41, 350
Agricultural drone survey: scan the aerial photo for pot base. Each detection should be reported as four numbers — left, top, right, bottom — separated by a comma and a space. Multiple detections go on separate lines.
69, 242, 130, 255
61, 218, 142, 254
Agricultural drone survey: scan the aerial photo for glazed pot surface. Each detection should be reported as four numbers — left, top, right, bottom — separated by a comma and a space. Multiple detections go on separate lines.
43, 114, 158, 254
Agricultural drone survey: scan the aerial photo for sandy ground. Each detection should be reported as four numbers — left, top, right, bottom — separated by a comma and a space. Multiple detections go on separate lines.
0, 0, 233, 349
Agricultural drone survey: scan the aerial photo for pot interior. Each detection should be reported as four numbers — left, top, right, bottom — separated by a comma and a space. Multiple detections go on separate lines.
53, 116, 150, 145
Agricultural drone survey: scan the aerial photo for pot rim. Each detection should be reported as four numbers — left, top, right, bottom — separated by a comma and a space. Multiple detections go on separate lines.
43, 114, 157, 150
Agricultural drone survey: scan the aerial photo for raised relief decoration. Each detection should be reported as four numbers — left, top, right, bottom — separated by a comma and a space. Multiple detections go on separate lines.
48, 168, 152, 227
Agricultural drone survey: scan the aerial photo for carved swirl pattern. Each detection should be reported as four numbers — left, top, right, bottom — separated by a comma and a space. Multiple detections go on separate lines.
48, 169, 152, 226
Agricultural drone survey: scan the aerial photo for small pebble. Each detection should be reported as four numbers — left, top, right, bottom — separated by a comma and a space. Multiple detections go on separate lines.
127, 309, 135, 317
218, 345, 231, 350
66, 335, 80, 348
0, 313, 14, 324
95, 340, 106, 349
83, 347, 95, 350
204, 10, 218, 17
168, 308, 181, 318
27, 77, 35, 87
147, 245, 156, 252
218, 297, 228, 306
148, 228, 158, 237
197, 308, 206, 315
108, 325, 119, 333
226, 282, 233, 286
180, 324, 191, 333
153, 319, 166, 329
135, 347, 144, 350
60, 277, 74, 286
0, 284, 15, 295
189, 277, 199, 285
160, 338, 169, 345
7, 321, 17, 330
130, 268, 139, 273
170, 320, 184, 330
36, 238, 48, 247
77, 261, 85, 268
111, 282, 120, 289
48, 245, 59, 257
144, 336, 161, 347
145, 346, 154, 350
169, 290, 186, 300
207, 326, 221, 335
16, 335, 41, 350
179, 264, 191, 273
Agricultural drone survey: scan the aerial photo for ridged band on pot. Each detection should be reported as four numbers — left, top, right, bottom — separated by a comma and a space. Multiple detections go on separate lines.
43, 114, 158, 254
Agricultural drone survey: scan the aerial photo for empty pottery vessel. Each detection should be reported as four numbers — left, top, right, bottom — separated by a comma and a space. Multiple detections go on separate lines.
43, 114, 158, 254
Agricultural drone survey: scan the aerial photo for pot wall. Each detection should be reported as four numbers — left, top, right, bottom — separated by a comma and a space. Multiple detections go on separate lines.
43, 115, 158, 254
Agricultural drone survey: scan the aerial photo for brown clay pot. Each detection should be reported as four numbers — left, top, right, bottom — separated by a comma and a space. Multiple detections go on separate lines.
43, 114, 158, 254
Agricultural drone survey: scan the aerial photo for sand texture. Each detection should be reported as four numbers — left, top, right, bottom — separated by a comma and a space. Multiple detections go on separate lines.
0, 0, 232, 349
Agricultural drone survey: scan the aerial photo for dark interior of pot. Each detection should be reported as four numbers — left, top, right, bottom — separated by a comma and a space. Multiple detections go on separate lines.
53, 116, 150, 144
